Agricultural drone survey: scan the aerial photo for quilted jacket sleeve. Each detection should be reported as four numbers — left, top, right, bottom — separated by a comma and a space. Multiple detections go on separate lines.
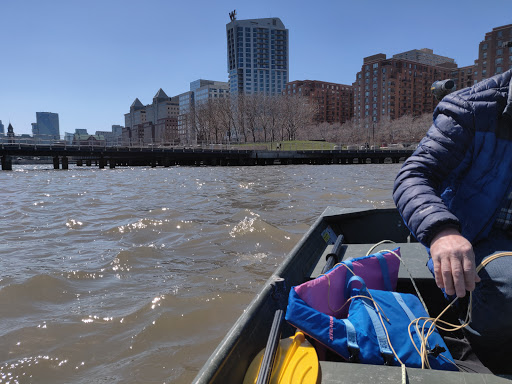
393, 93, 476, 247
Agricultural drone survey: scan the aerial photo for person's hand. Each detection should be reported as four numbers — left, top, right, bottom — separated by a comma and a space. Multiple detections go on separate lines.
430, 227, 481, 297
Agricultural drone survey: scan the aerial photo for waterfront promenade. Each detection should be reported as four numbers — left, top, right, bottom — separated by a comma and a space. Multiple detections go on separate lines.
0, 142, 413, 170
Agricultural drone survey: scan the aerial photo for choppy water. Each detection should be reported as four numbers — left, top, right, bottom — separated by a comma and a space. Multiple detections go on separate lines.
0, 163, 401, 383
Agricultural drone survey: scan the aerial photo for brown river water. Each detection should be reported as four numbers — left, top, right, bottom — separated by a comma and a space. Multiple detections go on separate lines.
0, 163, 402, 383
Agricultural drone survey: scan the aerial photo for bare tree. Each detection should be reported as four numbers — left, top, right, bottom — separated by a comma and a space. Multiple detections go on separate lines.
283, 96, 316, 141
255, 94, 271, 143
267, 95, 286, 144
245, 94, 259, 143
215, 97, 235, 143
233, 94, 248, 143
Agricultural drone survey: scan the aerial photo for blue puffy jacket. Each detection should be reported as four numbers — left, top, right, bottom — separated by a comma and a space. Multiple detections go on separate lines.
393, 69, 512, 247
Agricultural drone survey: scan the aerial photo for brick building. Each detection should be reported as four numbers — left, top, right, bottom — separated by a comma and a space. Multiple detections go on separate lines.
283, 80, 353, 124
474, 24, 512, 82
352, 51, 457, 128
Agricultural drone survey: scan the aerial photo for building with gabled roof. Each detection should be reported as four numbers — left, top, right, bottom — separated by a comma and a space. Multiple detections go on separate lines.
123, 89, 179, 146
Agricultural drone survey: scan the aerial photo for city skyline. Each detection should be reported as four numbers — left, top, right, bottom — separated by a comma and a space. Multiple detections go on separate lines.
1, 0, 511, 135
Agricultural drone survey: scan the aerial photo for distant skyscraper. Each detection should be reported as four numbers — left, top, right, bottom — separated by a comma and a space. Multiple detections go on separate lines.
0, 120, 4, 135
226, 15, 289, 96
33, 112, 60, 141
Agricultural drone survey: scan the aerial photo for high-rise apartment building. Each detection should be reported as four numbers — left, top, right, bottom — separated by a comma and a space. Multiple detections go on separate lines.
192, 80, 229, 105
178, 79, 229, 145
226, 16, 289, 96
352, 51, 456, 128
283, 80, 353, 124
474, 24, 512, 82
32, 112, 60, 141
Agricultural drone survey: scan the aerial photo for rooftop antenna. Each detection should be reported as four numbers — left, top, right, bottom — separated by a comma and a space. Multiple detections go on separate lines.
229, 9, 236, 21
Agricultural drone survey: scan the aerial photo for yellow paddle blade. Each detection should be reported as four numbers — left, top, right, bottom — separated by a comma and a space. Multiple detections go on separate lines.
243, 331, 319, 384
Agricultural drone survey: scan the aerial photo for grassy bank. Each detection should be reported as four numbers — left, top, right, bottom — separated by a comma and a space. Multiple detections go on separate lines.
232, 140, 336, 151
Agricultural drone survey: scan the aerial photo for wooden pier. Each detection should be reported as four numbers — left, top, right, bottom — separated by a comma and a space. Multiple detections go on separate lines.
0, 143, 413, 170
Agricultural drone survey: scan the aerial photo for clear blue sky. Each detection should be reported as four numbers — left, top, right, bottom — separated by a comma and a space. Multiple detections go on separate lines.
1, 0, 510, 135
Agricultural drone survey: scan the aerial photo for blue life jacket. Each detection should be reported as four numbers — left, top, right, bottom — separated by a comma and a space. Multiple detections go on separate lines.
286, 275, 457, 370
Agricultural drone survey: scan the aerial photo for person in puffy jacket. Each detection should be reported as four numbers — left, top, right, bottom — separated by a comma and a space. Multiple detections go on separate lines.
393, 68, 512, 371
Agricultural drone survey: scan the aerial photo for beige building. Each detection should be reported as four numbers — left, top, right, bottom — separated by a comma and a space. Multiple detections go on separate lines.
123, 89, 179, 146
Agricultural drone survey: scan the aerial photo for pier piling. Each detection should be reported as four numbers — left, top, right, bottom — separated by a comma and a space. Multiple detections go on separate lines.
1, 155, 12, 170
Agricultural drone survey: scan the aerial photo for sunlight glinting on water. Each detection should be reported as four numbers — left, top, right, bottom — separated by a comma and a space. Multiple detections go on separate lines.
0, 164, 401, 383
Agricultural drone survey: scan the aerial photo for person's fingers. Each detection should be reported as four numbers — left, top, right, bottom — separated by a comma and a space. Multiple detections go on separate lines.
441, 256, 455, 296
433, 256, 444, 289
450, 257, 466, 298
462, 253, 477, 292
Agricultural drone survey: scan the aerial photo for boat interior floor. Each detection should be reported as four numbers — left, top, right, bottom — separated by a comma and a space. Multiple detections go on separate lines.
304, 241, 512, 380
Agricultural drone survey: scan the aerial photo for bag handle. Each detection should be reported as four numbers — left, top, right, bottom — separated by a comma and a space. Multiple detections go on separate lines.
344, 252, 393, 294
346, 275, 367, 301
375, 252, 392, 291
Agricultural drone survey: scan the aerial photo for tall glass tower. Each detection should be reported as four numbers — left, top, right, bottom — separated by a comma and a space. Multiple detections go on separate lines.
33, 112, 60, 141
226, 16, 289, 96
